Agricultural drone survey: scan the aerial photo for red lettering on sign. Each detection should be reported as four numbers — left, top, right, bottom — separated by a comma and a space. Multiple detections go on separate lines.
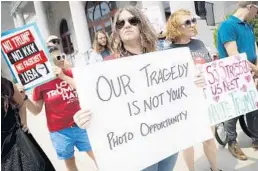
1, 30, 34, 53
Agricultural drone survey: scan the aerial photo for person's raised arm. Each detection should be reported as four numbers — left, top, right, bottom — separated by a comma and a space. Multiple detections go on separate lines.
220, 22, 258, 75
16, 84, 44, 115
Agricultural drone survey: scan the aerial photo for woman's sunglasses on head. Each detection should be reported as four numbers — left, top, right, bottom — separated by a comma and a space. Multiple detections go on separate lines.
116, 17, 140, 30
55, 54, 66, 60
51, 39, 60, 45
182, 18, 197, 28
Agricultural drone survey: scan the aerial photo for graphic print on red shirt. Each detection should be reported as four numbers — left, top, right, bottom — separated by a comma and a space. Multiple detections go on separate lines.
33, 69, 80, 132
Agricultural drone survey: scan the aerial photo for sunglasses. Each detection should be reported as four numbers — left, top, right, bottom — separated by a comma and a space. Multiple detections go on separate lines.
116, 17, 140, 30
182, 18, 197, 28
55, 54, 66, 60
51, 39, 60, 45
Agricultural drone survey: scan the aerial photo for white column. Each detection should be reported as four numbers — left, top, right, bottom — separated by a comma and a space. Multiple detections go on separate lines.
69, 1, 91, 53
14, 11, 25, 27
1, 56, 13, 81
12, 14, 19, 28
33, 1, 50, 40
169, 1, 196, 16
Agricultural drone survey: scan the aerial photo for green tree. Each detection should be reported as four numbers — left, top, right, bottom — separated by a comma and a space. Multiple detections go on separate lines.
250, 18, 258, 42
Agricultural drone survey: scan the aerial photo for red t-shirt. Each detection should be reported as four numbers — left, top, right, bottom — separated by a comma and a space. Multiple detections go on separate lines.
33, 69, 80, 132
104, 55, 116, 61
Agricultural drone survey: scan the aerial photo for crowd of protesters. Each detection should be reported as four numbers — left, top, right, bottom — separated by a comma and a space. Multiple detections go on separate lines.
2, 1, 258, 171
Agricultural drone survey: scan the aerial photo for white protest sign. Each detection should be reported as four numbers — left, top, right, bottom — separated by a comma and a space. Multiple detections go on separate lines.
142, 6, 166, 33
200, 53, 258, 125
1, 23, 55, 90
73, 48, 213, 171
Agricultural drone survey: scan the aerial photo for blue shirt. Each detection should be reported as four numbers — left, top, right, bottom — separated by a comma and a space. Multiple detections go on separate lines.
100, 49, 111, 59
217, 15, 257, 64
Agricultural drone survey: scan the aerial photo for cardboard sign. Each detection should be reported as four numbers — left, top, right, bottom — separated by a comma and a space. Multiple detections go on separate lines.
73, 48, 212, 171
1, 23, 55, 90
200, 53, 258, 125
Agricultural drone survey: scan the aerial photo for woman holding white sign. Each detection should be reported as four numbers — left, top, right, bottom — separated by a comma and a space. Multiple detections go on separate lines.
74, 6, 180, 171
166, 9, 222, 171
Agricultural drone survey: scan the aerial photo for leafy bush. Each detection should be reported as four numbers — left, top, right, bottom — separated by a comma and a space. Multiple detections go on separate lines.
250, 18, 258, 42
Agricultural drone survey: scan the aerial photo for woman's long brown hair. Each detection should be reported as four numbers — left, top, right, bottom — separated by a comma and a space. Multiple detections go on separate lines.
111, 6, 157, 55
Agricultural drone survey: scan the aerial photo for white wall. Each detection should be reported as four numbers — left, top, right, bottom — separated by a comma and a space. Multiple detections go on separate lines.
1, 54, 14, 80
212, 1, 238, 24
169, 1, 196, 15
210, 1, 226, 24
196, 20, 216, 52
116, 1, 142, 8
1, 2, 15, 80
26, 13, 37, 24
1, 2, 15, 32
224, 1, 238, 15
47, 1, 78, 52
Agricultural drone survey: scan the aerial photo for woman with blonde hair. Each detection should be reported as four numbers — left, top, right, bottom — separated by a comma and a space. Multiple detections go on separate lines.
166, 9, 222, 171
74, 6, 179, 171
89, 30, 112, 63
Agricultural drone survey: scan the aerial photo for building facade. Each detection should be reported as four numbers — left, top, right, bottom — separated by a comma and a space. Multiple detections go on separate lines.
1, 1, 239, 80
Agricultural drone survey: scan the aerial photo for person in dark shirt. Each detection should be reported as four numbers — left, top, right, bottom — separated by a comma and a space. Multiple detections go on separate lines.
1, 77, 55, 171
74, 6, 179, 171
166, 9, 222, 171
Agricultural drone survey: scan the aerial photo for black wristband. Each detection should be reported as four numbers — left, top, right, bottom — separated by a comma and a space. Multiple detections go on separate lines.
24, 94, 28, 101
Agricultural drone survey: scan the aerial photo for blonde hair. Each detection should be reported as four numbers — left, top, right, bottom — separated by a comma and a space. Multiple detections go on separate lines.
109, 32, 119, 53
111, 6, 157, 55
93, 30, 111, 53
166, 9, 198, 42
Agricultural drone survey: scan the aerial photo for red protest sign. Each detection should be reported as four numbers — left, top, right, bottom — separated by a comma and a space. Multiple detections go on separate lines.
14, 51, 48, 74
1, 30, 34, 54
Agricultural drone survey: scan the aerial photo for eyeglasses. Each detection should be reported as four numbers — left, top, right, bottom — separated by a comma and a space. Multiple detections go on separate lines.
51, 39, 60, 45
182, 18, 197, 28
55, 54, 66, 60
116, 17, 140, 30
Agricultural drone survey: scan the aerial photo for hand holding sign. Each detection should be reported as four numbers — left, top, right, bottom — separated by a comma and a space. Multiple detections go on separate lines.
194, 73, 206, 88
52, 66, 65, 79
202, 53, 258, 125
73, 48, 213, 171
73, 109, 92, 129
1, 23, 55, 90
15, 83, 26, 99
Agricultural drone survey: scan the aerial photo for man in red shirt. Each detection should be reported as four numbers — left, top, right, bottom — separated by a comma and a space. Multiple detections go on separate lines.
19, 47, 95, 171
